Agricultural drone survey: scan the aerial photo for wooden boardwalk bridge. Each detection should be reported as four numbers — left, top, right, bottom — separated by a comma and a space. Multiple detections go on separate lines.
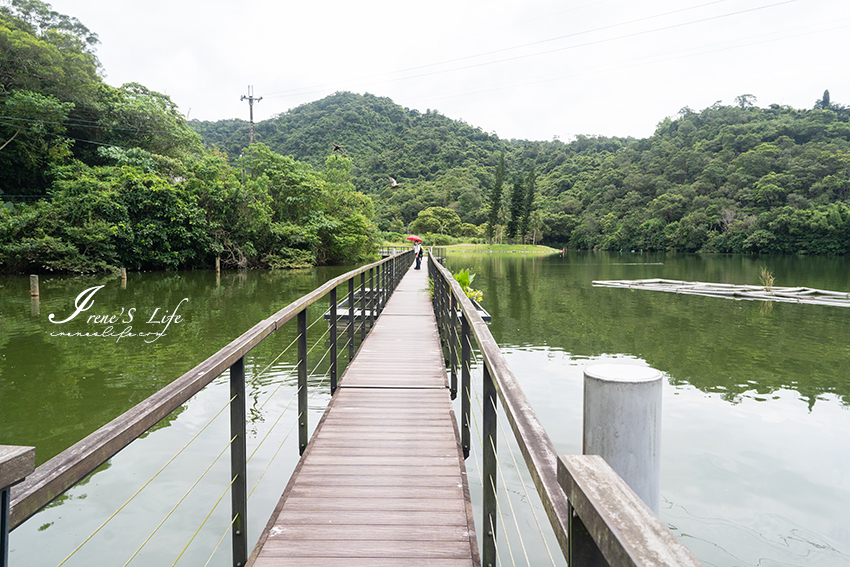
2, 250, 703, 567
248, 259, 480, 566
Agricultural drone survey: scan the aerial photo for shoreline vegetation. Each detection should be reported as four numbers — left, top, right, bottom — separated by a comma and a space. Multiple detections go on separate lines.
4, 2, 850, 275
392, 243, 559, 253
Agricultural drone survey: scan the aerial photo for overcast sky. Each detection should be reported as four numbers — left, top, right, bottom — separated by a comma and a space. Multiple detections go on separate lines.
49, 0, 850, 142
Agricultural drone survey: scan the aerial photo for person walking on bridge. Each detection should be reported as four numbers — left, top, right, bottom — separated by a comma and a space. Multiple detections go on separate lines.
414, 241, 423, 270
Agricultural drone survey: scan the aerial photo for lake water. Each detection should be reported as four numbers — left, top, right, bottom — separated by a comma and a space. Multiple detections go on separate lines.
2, 252, 849, 566
1, 267, 358, 566
444, 250, 850, 567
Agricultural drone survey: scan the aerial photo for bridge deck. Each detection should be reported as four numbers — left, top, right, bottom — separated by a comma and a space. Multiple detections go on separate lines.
248, 259, 480, 567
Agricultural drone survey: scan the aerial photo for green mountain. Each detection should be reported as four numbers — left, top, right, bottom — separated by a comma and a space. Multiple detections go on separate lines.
193, 91, 850, 254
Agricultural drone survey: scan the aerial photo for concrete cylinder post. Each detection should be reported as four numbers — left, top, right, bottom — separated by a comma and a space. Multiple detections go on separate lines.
29, 275, 39, 297
583, 364, 662, 514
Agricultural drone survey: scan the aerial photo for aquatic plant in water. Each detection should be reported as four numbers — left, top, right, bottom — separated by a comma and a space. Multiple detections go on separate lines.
759, 266, 775, 291
453, 269, 484, 303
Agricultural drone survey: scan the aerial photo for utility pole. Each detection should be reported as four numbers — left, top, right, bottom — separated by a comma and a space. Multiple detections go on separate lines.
240, 86, 262, 145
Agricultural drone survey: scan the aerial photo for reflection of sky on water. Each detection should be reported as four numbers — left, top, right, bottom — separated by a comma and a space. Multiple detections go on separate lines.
471, 344, 850, 566
10, 357, 333, 567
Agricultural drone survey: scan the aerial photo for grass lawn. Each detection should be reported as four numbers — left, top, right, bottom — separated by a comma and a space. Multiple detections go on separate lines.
383, 242, 560, 253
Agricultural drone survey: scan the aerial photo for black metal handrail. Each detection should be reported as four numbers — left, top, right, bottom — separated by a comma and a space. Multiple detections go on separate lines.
1, 250, 413, 567
427, 250, 702, 567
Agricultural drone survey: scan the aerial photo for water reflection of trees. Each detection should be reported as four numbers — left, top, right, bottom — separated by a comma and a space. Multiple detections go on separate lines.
449, 252, 850, 409
0, 266, 352, 464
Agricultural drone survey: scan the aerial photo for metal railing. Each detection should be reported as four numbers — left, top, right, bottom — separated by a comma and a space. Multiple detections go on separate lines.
427, 250, 702, 567
0, 250, 413, 567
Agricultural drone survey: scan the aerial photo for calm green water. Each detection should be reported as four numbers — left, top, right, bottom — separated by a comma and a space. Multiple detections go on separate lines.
2, 253, 849, 566
1, 267, 358, 566
445, 251, 850, 567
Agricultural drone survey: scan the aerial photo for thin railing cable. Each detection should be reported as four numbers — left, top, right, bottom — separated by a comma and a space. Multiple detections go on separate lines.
246, 306, 322, 386
203, 514, 239, 567
462, 306, 558, 566
462, 322, 526, 566
489, 471, 518, 567
245, 342, 330, 470
488, 426, 532, 567
247, 309, 330, 416
248, 416, 299, 500
246, 383, 302, 464
249, 334, 298, 387
246, 340, 332, 466
466, 381, 484, 486
253, 362, 299, 413
489, 511, 505, 567
490, 395, 558, 567
465, 327, 517, 567
306, 326, 332, 358
250, 305, 328, 410
122, 435, 237, 567
55, 391, 237, 567
170, 474, 239, 567
248, 351, 334, 498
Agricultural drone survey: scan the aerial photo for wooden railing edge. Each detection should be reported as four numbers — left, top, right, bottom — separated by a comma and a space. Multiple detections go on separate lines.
267, 253, 406, 327
9, 317, 276, 528
428, 253, 571, 555
9, 251, 411, 530
558, 455, 703, 567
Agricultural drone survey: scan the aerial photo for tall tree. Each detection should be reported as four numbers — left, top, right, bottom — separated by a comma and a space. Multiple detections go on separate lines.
487, 151, 505, 243
815, 89, 831, 110
506, 175, 524, 243
519, 168, 536, 243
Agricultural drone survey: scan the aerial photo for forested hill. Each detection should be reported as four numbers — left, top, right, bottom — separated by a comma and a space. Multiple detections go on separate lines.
1, 2, 379, 274
193, 91, 850, 255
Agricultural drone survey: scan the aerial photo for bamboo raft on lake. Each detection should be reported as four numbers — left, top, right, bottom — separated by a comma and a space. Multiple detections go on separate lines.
592, 278, 850, 307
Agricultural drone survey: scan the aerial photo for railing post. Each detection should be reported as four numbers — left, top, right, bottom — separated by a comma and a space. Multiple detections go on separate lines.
1, 487, 8, 567
435, 273, 444, 342
348, 277, 355, 361
461, 313, 470, 459
330, 287, 338, 395
375, 263, 382, 316
369, 267, 376, 327
482, 364, 498, 567
297, 309, 308, 455
229, 357, 248, 567
449, 293, 458, 400
360, 271, 367, 343
1, 446, 35, 567
568, 500, 608, 566
382, 258, 388, 310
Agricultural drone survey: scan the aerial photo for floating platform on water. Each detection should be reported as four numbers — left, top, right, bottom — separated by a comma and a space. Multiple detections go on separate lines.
592, 278, 850, 307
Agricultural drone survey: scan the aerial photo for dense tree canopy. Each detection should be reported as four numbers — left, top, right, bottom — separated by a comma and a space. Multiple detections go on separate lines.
0, 1, 379, 273
193, 91, 850, 255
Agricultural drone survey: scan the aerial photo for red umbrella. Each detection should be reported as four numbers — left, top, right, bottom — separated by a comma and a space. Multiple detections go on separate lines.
406, 235, 423, 242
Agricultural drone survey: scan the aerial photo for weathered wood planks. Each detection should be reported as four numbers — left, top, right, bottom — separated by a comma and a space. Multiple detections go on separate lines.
248, 259, 480, 567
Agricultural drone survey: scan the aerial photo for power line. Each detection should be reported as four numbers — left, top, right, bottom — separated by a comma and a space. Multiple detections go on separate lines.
0, 115, 182, 136
264, 0, 732, 99
404, 18, 850, 109
0, 119, 145, 150
263, 0, 794, 101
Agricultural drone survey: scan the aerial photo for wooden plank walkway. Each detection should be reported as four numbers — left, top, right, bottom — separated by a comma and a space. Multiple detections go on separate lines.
248, 258, 480, 567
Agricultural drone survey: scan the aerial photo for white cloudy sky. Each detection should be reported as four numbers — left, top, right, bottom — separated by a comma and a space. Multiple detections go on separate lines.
49, 0, 850, 141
